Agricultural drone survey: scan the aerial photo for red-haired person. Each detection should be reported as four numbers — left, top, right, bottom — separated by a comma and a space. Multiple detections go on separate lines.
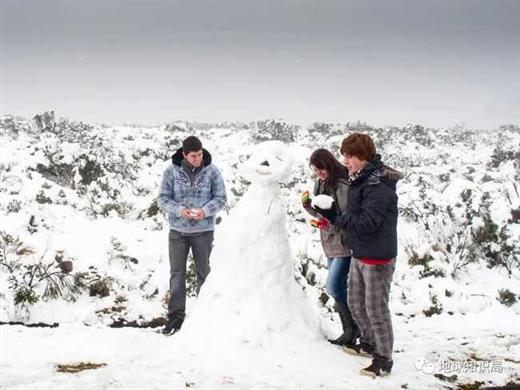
315, 134, 402, 377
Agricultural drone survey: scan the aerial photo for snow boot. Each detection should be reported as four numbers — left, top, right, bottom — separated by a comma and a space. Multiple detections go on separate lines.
162, 313, 184, 336
360, 355, 393, 378
343, 342, 374, 357
328, 301, 360, 346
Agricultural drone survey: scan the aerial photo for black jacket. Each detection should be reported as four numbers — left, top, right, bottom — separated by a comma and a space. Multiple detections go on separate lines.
333, 156, 401, 260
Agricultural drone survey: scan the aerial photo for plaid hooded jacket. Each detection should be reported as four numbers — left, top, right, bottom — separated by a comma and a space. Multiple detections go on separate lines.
158, 147, 227, 233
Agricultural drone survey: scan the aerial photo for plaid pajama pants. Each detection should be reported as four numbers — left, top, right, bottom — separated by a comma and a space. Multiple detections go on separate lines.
347, 257, 396, 360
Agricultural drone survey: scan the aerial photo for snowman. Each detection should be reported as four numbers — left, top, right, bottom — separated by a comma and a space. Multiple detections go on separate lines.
175, 141, 322, 354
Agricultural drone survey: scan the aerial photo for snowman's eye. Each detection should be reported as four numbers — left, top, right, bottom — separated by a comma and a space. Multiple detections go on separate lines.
260, 161, 270, 167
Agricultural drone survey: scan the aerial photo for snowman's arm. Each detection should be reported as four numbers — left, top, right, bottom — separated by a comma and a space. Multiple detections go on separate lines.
157, 167, 185, 217
202, 166, 227, 217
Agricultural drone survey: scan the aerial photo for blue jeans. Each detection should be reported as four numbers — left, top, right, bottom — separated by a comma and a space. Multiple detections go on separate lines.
326, 256, 351, 303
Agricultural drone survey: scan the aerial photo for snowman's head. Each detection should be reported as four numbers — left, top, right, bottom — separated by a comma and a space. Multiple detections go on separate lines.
240, 141, 293, 184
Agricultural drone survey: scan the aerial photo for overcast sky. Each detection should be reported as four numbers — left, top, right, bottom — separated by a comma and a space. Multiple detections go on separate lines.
1, 0, 519, 128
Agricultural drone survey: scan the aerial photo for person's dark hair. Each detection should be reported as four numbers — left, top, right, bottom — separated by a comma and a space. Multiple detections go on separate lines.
182, 136, 203, 154
309, 149, 348, 188
340, 133, 376, 161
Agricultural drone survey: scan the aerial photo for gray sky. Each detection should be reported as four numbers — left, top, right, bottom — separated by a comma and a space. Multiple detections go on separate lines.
1, 0, 519, 128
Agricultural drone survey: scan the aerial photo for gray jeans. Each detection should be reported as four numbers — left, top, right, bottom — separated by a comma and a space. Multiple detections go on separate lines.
347, 257, 396, 361
168, 229, 214, 317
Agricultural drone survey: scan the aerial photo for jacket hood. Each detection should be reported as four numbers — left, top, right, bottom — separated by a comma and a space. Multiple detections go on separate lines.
352, 154, 404, 190
171, 147, 212, 167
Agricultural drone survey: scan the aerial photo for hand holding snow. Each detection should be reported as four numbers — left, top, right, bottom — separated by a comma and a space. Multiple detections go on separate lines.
311, 194, 334, 209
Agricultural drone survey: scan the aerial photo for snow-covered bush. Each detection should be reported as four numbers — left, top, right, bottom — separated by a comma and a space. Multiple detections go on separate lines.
88, 273, 112, 298
78, 178, 134, 219
77, 154, 104, 185
33, 111, 93, 142
402, 177, 520, 279
34, 138, 77, 188
423, 293, 443, 317
0, 232, 86, 305
488, 147, 520, 170
6, 199, 22, 213
404, 245, 446, 279
0, 116, 31, 137
497, 289, 517, 307
35, 189, 53, 204
107, 237, 138, 270
252, 119, 299, 143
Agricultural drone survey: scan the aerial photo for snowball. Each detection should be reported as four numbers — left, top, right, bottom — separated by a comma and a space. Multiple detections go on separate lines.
311, 194, 334, 209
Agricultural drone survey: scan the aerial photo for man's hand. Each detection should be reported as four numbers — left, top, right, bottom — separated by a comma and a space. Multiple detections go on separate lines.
181, 208, 193, 219
310, 218, 330, 230
314, 206, 336, 223
190, 208, 205, 220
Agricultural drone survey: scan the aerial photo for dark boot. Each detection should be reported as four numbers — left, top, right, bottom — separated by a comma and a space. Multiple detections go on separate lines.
344, 342, 374, 357
162, 312, 185, 335
328, 301, 360, 346
360, 354, 393, 377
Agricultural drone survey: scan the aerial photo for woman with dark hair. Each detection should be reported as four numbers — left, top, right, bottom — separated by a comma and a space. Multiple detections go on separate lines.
301, 148, 359, 347
315, 133, 403, 378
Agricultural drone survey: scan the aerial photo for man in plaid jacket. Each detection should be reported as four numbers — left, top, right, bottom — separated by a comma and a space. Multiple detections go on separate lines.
158, 135, 227, 334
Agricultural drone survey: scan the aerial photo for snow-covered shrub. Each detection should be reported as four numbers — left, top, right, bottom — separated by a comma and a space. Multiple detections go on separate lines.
0, 231, 24, 268
34, 135, 77, 188
497, 289, 517, 307
164, 121, 191, 134
102, 150, 139, 182
423, 294, 443, 317
146, 199, 160, 217
309, 122, 335, 134
404, 187, 518, 278
0, 233, 86, 305
296, 251, 325, 288
307, 122, 345, 139
35, 190, 53, 204
33, 111, 57, 133
33, 111, 93, 142
404, 245, 446, 279
6, 199, 22, 213
36, 160, 75, 189
77, 154, 104, 185
137, 200, 164, 230
160, 135, 181, 159
345, 120, 375, 133
88, 274, 112, 298
472, 193, 520, 275
78, 178, 134, 219
488, 147, 520, 170
139, 273, 160, 300
252, 119, 299, 143
107, 237, 138, 270
0, 116, 30, 137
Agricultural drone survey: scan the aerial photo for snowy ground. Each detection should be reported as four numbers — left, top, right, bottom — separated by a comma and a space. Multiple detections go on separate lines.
1, 116, 519, 389
2, 308, 519, 390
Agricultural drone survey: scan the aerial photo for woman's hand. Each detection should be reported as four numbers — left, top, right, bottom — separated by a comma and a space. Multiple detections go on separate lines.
301, 191, 312, 210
